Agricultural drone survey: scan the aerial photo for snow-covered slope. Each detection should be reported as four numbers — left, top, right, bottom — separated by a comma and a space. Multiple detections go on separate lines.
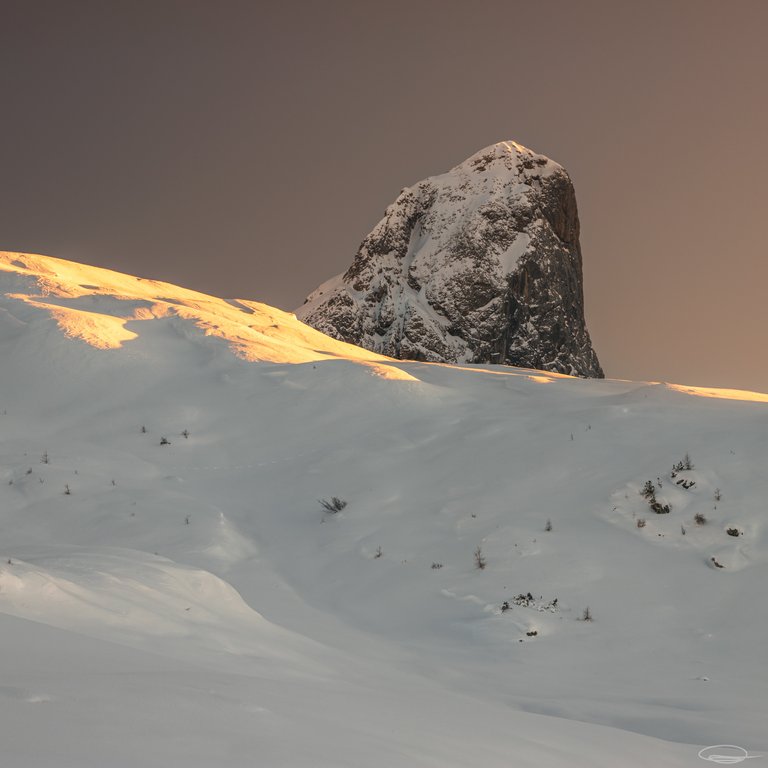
297, 141, 603, 377
1, 251, 766, 767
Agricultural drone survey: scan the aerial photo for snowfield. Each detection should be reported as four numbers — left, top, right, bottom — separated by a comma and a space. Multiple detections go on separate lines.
0, 252, 765, 767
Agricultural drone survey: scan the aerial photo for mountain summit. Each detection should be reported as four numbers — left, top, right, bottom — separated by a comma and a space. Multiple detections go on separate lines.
297, 141, 603, 377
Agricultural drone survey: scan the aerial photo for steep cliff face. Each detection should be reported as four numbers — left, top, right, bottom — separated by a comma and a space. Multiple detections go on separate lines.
297, 141, 603, 377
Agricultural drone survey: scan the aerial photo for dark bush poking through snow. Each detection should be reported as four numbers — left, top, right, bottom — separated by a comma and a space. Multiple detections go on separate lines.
319, 497, 347, 513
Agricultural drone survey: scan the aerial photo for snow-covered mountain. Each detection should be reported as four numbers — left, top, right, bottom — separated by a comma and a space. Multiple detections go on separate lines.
298, 141, 603, 377
1, 251, 766, 767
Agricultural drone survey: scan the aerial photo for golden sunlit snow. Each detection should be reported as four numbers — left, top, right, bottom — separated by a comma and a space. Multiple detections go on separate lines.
3, 251, 766, 398
0, 251, 415, 380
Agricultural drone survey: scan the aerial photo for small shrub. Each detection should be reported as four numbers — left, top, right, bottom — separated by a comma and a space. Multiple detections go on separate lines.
500, 601, 510, 612
650, 500, 671, 514
683, 453, 694, 471
319, 497, 347, 513
182, 429, 190, 439
711, 556, 724, 569
581, 606, 593, 622
714, 488, 722, 501
64, 484, 71, 495
526, 630, 538, 637
641, 480, 656, 500
544, 518, 552, 532
431, 562, 443, 569
512, 592, 534, 607
726, 527, 740, 537
694, 512, 707, 525
140, 425, 147, 434
474, 546, 486, 570
636, 518, 646, 529
681, 524, 686, 535
160, 437, 171, 446
374, 546, 383, 558
41, 451, 49, 464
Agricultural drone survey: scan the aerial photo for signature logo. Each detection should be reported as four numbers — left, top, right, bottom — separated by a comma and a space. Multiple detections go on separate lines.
698, 745, 763, 764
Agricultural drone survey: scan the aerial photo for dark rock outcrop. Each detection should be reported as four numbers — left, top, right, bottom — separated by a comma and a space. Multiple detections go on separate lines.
296, 141, 603, 377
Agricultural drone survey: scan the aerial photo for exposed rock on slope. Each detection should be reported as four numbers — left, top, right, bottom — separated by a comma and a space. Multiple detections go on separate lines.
296, 141, 603, 377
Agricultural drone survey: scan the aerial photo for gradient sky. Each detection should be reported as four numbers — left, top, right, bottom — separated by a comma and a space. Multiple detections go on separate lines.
2, 0, 767, 390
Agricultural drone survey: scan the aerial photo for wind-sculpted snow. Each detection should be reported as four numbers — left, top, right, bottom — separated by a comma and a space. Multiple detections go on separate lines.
0, 547, 326, 675
0, 251, 418, 380
0, 252, 765, 767
298, 140, 603, 377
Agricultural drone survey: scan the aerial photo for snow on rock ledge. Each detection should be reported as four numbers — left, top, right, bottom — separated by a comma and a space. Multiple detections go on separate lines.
297, 140, 603, 377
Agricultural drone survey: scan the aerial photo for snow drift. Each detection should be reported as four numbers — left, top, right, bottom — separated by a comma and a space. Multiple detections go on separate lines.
0, 251, 765, 767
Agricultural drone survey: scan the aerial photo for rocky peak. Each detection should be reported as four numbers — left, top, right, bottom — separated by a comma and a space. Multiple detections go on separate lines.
296, 140, 603, 378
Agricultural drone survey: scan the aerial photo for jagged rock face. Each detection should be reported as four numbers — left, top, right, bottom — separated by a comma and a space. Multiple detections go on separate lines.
296, 141, 603, 377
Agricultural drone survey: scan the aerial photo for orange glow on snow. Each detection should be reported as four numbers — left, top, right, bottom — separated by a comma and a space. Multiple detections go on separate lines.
0, 251, 421, 381
28, 300, 138, 348
365, 364, 420, 381
6, 252, 765, 398
419, 361, 568, 382
665, 383, 768, 403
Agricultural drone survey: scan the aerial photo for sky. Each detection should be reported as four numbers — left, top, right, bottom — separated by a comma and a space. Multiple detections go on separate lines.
1, 0, 767, 391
